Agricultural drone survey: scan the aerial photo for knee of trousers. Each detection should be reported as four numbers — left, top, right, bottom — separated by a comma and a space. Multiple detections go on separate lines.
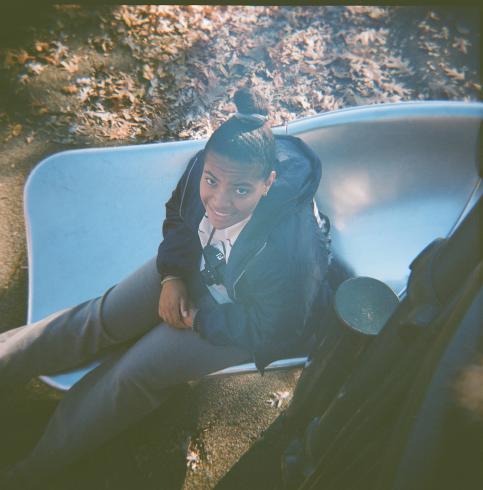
107, 354, 170, 411
68, 286, 126, 354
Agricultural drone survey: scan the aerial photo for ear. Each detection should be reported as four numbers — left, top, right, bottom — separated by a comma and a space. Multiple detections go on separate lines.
265, 170, 276, 192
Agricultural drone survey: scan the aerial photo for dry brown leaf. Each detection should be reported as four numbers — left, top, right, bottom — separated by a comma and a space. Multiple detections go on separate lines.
4, 50, 18, 68
465, 81, 481, 91
50, 41, 69, 64
435, 26, 450, 41
61, 55, 80, 73
346, 6, 387, 19
186, 449, 201, 471
5, 49, 33, 67
62, 85, 78, 94
142, 64, 154, 80
384, 56, 412, 74
26, 62, 46, 75
290, 95, 310, 110
35, 41, 50, 53
267, 391, 290, 408
443, 66, 465, 81
11, 124, 23, 137
380, 81, 411, 97
418, 22, 434, 35
353, 30, 378, 46
299, 62, 317, 75
121, 10, 134, 27
452, 37, 470, 55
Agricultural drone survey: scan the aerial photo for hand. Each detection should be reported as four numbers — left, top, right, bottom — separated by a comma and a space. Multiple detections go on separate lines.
182, 307, 199, 329
158, 278, 193, 329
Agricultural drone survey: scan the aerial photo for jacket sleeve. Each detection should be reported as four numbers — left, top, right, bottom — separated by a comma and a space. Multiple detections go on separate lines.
156, 152, 202, 280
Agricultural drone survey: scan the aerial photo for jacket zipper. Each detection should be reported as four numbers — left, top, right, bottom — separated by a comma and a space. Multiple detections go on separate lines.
232, 241, 268, 301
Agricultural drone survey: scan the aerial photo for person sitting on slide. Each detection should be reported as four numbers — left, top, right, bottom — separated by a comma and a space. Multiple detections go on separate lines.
0, 87, 331, 489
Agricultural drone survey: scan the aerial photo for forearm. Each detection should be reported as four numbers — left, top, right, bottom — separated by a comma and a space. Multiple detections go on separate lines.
156, 225, 201, 278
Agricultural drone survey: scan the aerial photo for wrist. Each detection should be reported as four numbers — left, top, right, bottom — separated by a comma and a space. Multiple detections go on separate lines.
161, 275, 181, 286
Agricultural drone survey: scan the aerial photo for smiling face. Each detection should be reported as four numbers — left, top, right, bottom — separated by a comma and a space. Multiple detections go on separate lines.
200, 151, 276, 230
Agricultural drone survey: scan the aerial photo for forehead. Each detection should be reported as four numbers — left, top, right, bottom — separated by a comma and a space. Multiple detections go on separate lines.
203, 151, 264, 184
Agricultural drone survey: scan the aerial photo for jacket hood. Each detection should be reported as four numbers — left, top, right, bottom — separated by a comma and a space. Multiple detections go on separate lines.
257, 134, 322, 222
224, 134, 322, 283
236, 135, 322, 242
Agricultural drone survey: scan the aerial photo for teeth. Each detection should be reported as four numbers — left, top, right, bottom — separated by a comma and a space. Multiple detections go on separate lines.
214, 210, 230, 216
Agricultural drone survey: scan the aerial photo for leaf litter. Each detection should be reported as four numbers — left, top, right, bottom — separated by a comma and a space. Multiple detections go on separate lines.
0, 5, 479, 145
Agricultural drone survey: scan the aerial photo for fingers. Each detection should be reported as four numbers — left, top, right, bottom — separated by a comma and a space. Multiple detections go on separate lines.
180, 296, 189, 320
176, 298, 196, 329
182, 307, 198, 329
158, 279, 197, 330
159, 287, 191, 329
165, 301, 184, 328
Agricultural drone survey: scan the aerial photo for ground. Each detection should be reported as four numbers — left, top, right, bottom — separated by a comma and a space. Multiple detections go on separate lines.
0, 5, 480, 489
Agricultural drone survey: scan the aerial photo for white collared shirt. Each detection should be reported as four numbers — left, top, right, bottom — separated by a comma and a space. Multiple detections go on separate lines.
198, 213, 252, 304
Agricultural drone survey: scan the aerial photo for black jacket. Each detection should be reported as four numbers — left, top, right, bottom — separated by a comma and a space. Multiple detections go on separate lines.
156, 134, 331, 371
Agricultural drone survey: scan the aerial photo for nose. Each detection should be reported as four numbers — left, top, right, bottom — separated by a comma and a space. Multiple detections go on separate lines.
212, 189, 232, 210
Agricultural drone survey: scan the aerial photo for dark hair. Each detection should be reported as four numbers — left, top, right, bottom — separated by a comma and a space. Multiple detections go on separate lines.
204, 87, 276, 180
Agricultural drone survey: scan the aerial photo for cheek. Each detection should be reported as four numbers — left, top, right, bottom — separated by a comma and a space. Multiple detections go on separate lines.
199, 183, 209, 204
239, 194, 262, 213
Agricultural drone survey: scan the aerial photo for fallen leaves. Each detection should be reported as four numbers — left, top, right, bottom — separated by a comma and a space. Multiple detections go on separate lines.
25, 61, 46, 75
0, 6, 478, 145
186, 446, 201, 471
267, 391, 291, 409
62, 84, 78, 94
452, 37, 471, 54
380, 81, 412, 97
443, 66, 465, 81
88, 35, 114, 54
60, 55, 81, 73
142, 64, 155, 81
11, 124, 23, 137
384, 56, 413, 75
346, 6, 388, 20
352, 29, 388, 46
183, 433, 207, 472
34, 41, 50, 53
3, 49, 35, 68
2, 122, 24, 143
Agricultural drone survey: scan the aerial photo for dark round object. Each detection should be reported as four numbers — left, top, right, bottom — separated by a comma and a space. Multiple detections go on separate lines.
334, 277, 399, 336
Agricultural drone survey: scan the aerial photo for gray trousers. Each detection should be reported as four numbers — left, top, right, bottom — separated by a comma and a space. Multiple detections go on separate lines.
0, 257, 250, 487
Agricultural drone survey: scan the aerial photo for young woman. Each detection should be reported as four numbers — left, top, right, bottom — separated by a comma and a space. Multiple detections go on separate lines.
0, 87, 331, 488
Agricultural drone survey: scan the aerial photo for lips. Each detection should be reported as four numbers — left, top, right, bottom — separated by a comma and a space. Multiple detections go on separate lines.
210, 206, 233, 217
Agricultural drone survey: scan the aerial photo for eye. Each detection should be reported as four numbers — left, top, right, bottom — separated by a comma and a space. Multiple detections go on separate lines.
235, 187, 250, 196
205, 177, 216, 186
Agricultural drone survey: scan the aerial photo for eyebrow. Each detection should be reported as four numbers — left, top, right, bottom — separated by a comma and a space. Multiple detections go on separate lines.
204, 170, 254, 187
233, 182, 254, 187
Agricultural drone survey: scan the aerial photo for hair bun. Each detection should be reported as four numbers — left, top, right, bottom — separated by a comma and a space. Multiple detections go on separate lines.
233, 87, 269, 128
233, 87, 269, 116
